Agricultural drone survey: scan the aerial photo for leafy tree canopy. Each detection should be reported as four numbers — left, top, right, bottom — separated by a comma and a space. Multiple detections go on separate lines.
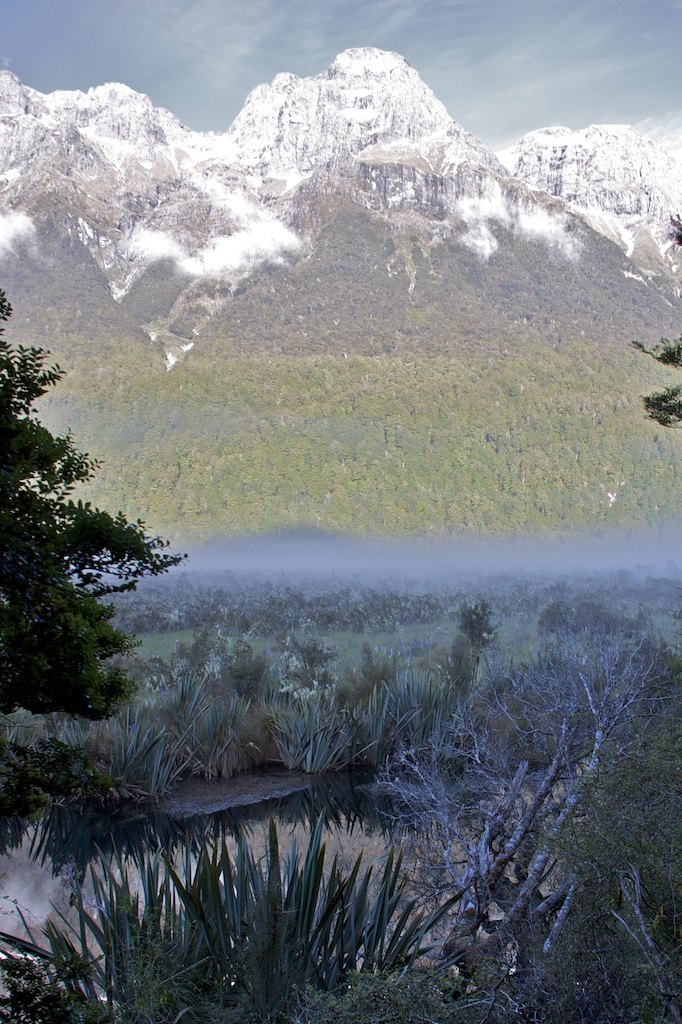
633, 215, 682, 426
0, 289, 183, 812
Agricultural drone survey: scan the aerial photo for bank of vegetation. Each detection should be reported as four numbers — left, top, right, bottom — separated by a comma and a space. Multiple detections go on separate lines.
2, 570, 682, 1023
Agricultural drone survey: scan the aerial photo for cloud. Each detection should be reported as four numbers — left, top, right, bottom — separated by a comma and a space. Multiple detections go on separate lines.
0, 210, 35, 258
457, 182, 579, 260
126, 226, 186, 264
178, 217, 299, 277
126, 191, 300, 280
516, 207, 580, 258
458, 186, 510, 257
636, 112, 682, 164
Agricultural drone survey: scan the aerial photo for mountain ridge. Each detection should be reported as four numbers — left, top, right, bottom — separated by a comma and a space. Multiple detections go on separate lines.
2, 47, 680, 331
1, 49, 682, 542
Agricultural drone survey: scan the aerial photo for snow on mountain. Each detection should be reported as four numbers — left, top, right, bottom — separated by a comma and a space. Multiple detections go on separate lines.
0, 50, 516, 312
498, 124, 682, 272
1, 48, 681, 361
0, 68, 297, 300
226, 48, 503, 186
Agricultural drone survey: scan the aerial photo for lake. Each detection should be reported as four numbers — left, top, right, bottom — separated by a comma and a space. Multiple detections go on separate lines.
0, 769, 396, 943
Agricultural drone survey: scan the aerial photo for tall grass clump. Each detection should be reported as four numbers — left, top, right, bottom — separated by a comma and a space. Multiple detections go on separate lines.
53, 708, 192, 800
45, 673, 259, 800
21, 819, 453, 1021
188, 694, 253, 779
349, 671, 460, 768
268, 670, 461, 774
270, 690, 354, 773
386, 670, 458, 749
157, 671, 259, 780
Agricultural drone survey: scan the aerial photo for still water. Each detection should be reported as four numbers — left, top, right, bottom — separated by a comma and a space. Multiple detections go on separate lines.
0, 770, 394, 942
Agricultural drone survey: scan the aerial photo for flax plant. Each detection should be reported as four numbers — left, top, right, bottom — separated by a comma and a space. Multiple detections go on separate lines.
271, 692, 354, 773
185, 695, 253, 780
19, 819, 454, 1020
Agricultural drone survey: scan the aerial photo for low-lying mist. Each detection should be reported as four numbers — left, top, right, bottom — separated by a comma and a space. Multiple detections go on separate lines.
174, 521, 682, 582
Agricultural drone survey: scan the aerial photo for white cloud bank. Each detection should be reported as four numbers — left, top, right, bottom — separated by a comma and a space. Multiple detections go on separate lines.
0, 210, 35, 259
458, 183, 580, 261
125, 187, 300, 280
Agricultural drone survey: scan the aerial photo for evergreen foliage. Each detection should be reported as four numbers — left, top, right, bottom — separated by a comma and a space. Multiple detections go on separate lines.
42, 339, 681, 540
633, 216, 682, 427
0, 288, 182, 814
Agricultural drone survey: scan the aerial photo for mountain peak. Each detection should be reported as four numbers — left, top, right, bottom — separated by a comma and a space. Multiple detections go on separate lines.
226, 45, 488, 181
327, 47, 412, 78
498, 122, 682, 263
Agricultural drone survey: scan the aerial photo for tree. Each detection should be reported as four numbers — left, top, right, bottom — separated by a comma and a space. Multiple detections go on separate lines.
440, 597, 496, 696
376, 630, 678, 1020
0, 289, 183, 813
633, 215, 682, 425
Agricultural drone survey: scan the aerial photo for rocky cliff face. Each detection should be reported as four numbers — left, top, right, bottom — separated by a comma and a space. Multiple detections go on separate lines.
0, 49, 681, 365
498, 124, 682, 274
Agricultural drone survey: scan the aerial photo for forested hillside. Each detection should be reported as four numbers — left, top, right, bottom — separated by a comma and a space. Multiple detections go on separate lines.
42, 329, 681, 541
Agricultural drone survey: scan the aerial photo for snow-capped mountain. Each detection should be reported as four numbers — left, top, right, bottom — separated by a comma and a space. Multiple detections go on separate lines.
0, 47, 681, 367
498, 124, 682, 274
226, 48, 504, 186
0, 49, 508, 304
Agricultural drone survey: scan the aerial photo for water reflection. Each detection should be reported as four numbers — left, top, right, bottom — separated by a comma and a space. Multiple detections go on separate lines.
0, 770, 388, 878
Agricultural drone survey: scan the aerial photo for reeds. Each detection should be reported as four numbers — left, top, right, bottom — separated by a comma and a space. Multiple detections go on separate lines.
27, 818, 453, 1019
11, 669, 461, 802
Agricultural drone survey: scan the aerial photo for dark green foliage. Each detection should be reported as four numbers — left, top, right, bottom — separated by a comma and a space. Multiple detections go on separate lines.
0, 288, 182, 814
3, 573, 682, 1022
113, 575, 455, 637
238, 820, 299, 1017
644, 338, 682, 367
438, 637, 477, 697
276, 628, 337, 691
438, 597, 497, 693
457, 597, 496, 655
0, 954, 113, 1024
0, 739, 105, 818
536, 595, 648, 638
633, 216, 682, 427
293, 969, 460, 1024
643, 382, 682, 426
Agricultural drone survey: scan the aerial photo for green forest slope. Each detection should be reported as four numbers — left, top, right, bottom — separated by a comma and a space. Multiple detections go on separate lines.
41, 338, 681, 543
6, 200, 681, 543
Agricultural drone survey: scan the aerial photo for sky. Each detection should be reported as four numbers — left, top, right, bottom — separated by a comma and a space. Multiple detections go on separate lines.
2, 0, 682, 155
